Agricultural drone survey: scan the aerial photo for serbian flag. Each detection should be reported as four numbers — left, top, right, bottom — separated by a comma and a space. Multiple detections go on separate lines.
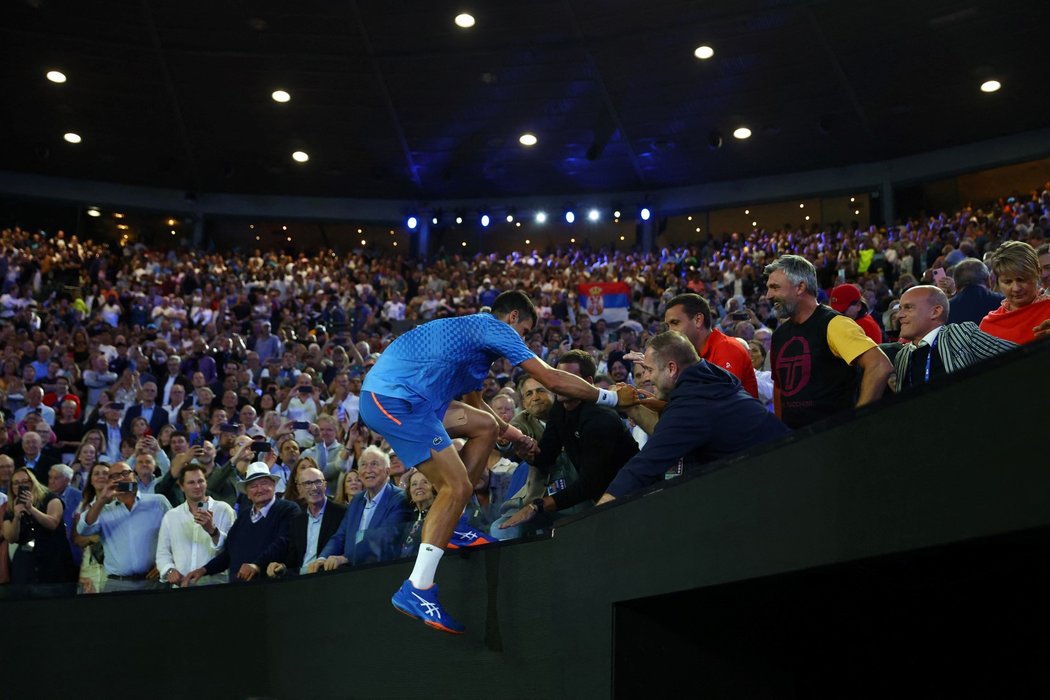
578, 281, 630, 323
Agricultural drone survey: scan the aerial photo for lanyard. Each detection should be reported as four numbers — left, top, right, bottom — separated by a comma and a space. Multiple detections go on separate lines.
915, 332, 940, 385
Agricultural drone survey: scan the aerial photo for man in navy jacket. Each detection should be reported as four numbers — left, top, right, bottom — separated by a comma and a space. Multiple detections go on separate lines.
946, 259, 1003, 326
307, 445, 413, 572
599, 331, 789, 503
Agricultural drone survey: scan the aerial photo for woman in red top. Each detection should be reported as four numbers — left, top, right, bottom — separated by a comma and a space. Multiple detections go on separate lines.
979, 241, 1050, 345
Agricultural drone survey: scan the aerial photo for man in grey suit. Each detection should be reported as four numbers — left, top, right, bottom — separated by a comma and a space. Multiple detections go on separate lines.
892, 285, 1016, 393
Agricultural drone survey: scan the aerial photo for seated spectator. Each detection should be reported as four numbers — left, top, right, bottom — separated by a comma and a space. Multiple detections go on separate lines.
182, 462, 300, 585
306, 446, 412, 572
14, 385, 56, 427
979, 241, 1050, 344
74, 460, 171, 592
2, 467, 76, 585
400, 470, 437, 558
14, 430, 62, 483
892, 285, 1016, 392
749, 340, 774, 411
499, 350, 638, 532
600, 331, 789, 502
662, 293, 759, 398
947, 259, 1003, 326
333, 468, 363, 505
155, 462, 235, 587
829, 284, 884, 344
264, 465, 347, 578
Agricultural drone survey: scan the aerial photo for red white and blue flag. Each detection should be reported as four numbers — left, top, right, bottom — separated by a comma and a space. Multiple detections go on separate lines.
578, 281, 630, 324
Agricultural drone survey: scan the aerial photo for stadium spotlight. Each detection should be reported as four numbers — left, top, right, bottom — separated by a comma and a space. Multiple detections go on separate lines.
639, 207, 652, 221
565, 210, 575, 224
406, 216, 418, 230
480, 213, 491, 227
587, 208, 600, 222
535, 211, 548, 224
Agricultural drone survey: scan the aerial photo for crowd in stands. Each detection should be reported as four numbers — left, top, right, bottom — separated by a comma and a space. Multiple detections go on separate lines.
1, 182, 1048, 593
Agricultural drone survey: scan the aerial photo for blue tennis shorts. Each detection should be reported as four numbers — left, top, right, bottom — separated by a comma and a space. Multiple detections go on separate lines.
359, 390, 453, 468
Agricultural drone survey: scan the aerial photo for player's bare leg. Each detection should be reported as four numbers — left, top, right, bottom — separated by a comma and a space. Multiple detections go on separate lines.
443, 402, 499, 484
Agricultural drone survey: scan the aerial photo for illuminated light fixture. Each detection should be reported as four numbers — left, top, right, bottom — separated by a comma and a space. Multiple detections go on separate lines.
570, 237, 576, 243
519, 133, 538, 147
46, 70, 67, 83
587, 209, 600, 222
455, 215, 463, 224
693, 45, 714, 60
535, 211, 547, 224
745, 209, 750, 215
256, 235, 261, 240
454, 13, 475, 28
805, 215, 810, 221
515, 222, 521, 227
619, 235, 625, 241
461, 241, 467, 247
406, 216, 418, 230
732, 127, 751, 140
980, 79, 1001, 93
292, 151, 309, 163
639, 207, 651, 221
799, 203, 804, 209
506, 213, 514, 223
613, 209, 622, 218
695, 227, 701, 233
687, 215, 693, 221
249, 224, 255, 229
525, 239, 531, 245
287, 236, 292, 242
63, 132, 82, 144
850, 197, 856, 202
360, 239, 366, 245
389, 230, 395, 235
86, 208, 101, 217
565, 210, 575, 224
170, 230, 176, 235
480, 214, 490, 227
432, 216, 439, 225
272, 90, 291, 103
116, 224, 129, 230
357, 228, 363, 234
854, 210, 860, 215
113, 212, 125, 219
282, 225, 288, 231
393, 242, 398, 247
752, 221, 757, 227
167, 218, 176, 226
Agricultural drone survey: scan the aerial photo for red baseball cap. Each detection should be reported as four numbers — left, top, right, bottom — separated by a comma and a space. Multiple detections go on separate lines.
829, 284, 862, 313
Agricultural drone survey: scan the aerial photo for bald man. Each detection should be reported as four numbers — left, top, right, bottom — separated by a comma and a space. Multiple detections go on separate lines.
891, 285, 1016, 392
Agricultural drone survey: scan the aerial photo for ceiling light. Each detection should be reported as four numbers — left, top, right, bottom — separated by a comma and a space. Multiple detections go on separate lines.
570, 238, 576, 243
86, 208, 100, 218
745, 209, 750, 215
695, 227, 701, 233
480, 214, 490, 227
393, 242, 398, 247
406, 216, 418, 230
687, 216, 693, 221
256, 235, 261, 241
455, 216, 463, 224
619, 235, 625, 241
854, 210, 860, 215
506, 214, 514, 223
980, 80, 1001, 93
113, 213, 125, 219
432, 217, 439, 225
799, 203, 804, 208
272, 90, 291, 103
292, 151, 309, 163
587, 209, 600, 222
613, 210, 622, 219
535, 211, 547, 224
525, 239, 531, 245
360, 239, 366, 246
461, 241, 467, 247
693, 45, 714, 60
63, 132, 82, 144
752, 221, 757, 227
282, 225, 287, 231
733, 127, 751, 140
287, 236, 292, 242
565, 210, 575, 224
454, 13, 475, 28
850, 197, 856, 202
117, 224, 129, 230
167, 218, 176, 226
640, 207, 651, 221
519, 133, 538, 147
805, 215, 810, 221
46, 70, 67, 84
515, 222, 521, 227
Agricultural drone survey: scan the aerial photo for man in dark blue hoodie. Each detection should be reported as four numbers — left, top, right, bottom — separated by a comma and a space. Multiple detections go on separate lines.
598, 331, 788, 503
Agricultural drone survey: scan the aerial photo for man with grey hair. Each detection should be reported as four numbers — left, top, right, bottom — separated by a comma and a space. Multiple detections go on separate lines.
48, 463, 82, 554
306, 445, 412, 571
764, 255, 892, 429
947, 258, 1004, 326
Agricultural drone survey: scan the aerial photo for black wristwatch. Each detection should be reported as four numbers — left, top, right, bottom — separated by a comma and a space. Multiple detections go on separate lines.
531, 497, 545, 514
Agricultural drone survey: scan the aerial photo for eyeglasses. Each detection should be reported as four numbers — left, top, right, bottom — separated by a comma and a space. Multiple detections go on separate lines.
108, 470, 133, 481
297, 479, 324, 490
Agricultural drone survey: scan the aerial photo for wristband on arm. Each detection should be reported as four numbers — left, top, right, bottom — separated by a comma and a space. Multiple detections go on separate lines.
596, 388, 619, 407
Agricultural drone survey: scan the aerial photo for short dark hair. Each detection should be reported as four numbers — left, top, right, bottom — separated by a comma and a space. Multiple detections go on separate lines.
491, 290, 537, 326
177, 462, 207, 485
556, 349, 596, 381
665, 293, 713, 329
646, 331, 700, 369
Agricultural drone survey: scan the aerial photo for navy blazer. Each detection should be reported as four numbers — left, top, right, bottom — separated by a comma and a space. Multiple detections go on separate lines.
948, 285, 1004, 326
121, 403, 171, 439
318, 482, 413, 566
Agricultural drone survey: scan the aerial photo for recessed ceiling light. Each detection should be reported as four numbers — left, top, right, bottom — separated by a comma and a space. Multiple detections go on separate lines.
535, 211, 547, 224
519, 133, 538, 146
63, 132, 82, 144
86, 208, 100, 217
587, 209, 600, 221
733, 127, 752, 140
292, 151, 309, 163
525, 239, 531, 245
799, 203, 804, 209
455, 13, 476, 28
980, 80, 1001, 93
361, 239, 366, 245
272, 90, 291, 103
461, 241, 467, 247
46, 70, 67, 84
693, 45, 714, 60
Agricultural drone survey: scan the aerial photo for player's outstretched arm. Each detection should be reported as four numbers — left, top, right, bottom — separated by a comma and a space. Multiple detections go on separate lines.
519, 358, 641, 408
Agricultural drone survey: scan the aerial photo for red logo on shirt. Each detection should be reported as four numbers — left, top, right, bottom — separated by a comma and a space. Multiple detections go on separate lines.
775, 336, 811, 397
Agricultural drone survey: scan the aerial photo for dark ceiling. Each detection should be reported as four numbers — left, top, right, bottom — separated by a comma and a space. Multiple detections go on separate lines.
1, 0, 1047, 203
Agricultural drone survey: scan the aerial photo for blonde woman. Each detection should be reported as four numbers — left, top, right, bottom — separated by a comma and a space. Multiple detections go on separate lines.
2, 468, 76, 585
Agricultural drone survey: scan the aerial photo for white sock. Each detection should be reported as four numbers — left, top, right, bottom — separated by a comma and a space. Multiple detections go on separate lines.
409, 543, 444, 589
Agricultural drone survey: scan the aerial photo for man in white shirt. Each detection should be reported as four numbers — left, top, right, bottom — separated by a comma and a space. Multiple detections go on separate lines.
155, 462, 235, 586
15, 385, 56, 426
